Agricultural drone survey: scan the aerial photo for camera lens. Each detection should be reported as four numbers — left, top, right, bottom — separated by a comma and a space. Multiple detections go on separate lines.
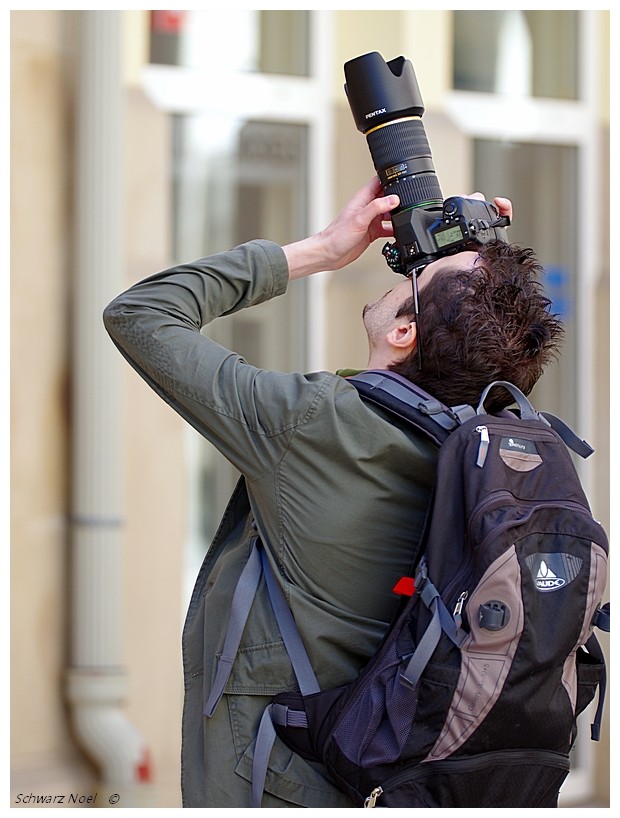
344, 52, 443, 212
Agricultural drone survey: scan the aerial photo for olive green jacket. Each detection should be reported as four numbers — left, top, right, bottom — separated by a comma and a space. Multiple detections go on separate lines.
103, 241, 437, 807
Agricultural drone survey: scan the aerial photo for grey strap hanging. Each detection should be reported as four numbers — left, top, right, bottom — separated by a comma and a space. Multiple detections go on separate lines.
203, 540, 263, 717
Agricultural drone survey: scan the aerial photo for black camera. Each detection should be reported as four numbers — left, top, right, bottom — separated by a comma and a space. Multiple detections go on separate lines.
344, 51, 510, 276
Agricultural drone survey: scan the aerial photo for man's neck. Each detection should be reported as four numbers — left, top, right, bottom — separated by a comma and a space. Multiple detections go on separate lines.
366, 351, 393, 370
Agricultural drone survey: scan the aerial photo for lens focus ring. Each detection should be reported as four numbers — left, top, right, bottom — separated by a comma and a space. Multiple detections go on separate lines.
367, 119, 433, 172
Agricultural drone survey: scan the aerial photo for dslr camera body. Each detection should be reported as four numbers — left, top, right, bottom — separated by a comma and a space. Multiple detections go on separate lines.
344, 52, 510, 276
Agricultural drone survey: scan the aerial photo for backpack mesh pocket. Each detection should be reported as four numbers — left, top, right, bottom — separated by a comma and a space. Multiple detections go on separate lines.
332, 642, 417, 766
331, 647, 459, 768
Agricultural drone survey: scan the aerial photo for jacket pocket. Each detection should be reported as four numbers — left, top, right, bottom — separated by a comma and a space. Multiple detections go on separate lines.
234, 734, 354, 807
221, 638, 297, 696
223, 640, 353, 807
228, 690, 354, 807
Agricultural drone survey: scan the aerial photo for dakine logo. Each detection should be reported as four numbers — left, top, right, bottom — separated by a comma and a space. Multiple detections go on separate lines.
535, 561, 565, 590
508, 438, 526, 450
525, 553, 583, 593
365, 108, 387, 119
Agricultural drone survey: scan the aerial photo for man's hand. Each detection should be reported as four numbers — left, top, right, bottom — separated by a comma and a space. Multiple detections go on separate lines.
284, 177, 398, 280
461, 192, 513, 223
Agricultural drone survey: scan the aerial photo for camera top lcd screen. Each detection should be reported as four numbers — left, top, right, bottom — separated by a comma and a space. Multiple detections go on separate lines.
435, 224, 464, 249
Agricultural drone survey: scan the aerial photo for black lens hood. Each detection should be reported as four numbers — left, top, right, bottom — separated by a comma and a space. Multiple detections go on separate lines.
344, 51, 425, 134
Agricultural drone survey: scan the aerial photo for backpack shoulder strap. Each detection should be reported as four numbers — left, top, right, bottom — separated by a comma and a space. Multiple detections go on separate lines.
347, 370, 475, 446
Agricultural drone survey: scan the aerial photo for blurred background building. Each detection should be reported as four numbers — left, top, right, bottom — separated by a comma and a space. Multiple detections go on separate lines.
10, 9, 610, 808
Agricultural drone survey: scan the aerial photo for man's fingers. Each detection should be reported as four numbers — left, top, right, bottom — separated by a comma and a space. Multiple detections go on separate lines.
350, 176, 383, 208
457, 192, 513, 222
493, 196, 513, 220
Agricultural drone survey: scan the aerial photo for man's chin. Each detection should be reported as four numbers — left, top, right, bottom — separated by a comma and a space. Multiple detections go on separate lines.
362, 300, 378, 319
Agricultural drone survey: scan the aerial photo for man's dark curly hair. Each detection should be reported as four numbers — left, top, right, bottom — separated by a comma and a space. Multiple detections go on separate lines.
388, 241, 564, 412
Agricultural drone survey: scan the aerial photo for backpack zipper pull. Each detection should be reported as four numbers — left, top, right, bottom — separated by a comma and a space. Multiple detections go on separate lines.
476, 425, 489, 467
364, 786, 383, 808
453, 591, 469, 629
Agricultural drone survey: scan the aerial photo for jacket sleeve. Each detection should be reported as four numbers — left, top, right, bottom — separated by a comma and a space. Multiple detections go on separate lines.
103, 239, 331, 480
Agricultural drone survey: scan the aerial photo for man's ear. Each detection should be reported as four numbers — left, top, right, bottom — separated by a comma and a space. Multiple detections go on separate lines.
386, 322, 417, 355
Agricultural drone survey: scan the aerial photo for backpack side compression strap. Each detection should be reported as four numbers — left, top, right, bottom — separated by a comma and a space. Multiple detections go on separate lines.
259, 544, 320, 697
400, 557, 466, 690
201, 536, 318, 807
203, 538, 319, 717
203, 540, 264, 717
250, 543, 320, 807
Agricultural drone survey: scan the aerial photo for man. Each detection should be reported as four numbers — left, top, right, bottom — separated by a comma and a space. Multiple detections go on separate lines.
104, 177, 562, 807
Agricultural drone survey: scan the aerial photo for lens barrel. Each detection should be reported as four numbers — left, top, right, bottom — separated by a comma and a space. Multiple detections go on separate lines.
366, 119, 443, 210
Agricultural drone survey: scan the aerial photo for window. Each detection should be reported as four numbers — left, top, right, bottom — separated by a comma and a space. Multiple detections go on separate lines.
453, 11, 579, 99
149, 9, 310, 76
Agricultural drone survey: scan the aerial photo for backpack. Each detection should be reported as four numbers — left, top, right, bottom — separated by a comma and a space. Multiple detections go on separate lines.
204, 371, 610, 808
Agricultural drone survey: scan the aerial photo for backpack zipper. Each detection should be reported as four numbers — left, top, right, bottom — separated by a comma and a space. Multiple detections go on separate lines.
452, 591, 469, 629
362, 749, 570, 807
475, 425, 489, 466
363, 787, 383, 808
